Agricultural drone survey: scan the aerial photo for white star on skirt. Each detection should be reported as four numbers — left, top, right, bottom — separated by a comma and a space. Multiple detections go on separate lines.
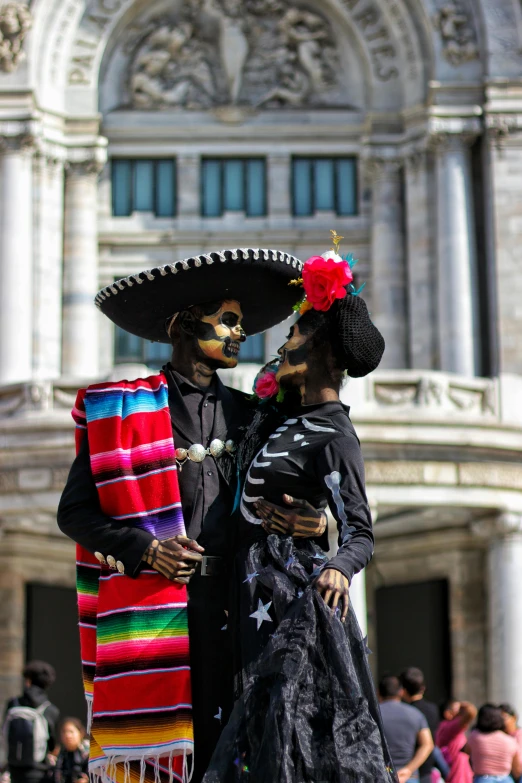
249, 598, 273, 630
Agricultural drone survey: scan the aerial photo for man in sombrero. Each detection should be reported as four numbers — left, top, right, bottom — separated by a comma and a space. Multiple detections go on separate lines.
57, 248, 328, 783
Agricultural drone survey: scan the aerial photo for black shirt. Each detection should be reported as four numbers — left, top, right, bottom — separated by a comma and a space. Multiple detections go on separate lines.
164, 366, 233, 555
409, 698, 440, 775
240, 401, 374, 582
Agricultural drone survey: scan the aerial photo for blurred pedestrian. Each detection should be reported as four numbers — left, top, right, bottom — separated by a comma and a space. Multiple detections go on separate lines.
401, 667, 449, 783
467, 703, 521, 783
436, 699, 476, 783
500, 703, 522, 776
380, 675, 434, 782
54, 719, 89, 783
3, 661, 59, 783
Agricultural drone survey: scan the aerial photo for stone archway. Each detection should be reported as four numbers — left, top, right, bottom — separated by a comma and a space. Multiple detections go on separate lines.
28, 0, 438, 117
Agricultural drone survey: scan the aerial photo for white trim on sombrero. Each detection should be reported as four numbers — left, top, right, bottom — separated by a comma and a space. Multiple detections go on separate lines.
94, 248, 303, 308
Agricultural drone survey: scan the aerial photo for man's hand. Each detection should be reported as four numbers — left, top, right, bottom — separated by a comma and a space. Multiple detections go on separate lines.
314, 567, 350, 622
397, 769, 413, 783
254, 495, 327, 539
143, 536, 204, 584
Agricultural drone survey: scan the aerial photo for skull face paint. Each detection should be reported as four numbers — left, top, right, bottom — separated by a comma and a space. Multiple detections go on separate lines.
193, 300, 246, 368
275, 321, 313, 386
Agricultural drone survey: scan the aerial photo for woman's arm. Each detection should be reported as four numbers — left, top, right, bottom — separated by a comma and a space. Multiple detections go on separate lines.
313, 434, 374, 621
512, 746, 522, 780
315, 433, 375, 581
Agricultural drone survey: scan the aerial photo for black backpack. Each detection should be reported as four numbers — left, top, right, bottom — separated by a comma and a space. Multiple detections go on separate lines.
3, 698, 50, 767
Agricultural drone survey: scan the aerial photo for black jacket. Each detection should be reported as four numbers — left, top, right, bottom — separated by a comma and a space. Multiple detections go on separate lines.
57, 371, 252, 575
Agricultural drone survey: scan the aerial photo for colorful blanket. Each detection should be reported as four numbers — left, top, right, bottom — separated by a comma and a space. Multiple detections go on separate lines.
73, 374, 193, 783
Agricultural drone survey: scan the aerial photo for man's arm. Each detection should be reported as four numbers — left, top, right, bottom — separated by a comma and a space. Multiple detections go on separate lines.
57, 436, 155, 577
397, 728, 434, 783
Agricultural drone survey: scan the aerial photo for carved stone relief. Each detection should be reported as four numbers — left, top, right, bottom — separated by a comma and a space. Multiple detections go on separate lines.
432, 2, 479, 66
0, 2, 32, 73
370, 374, 498, 418
127, 0, 351, 110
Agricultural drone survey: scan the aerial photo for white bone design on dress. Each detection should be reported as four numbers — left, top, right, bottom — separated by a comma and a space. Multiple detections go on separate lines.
303, 418, 336, 433
324, 471, 356, 543
242, 442, 290, 525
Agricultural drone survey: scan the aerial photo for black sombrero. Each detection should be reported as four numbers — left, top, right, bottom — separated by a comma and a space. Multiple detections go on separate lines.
96, 248, 304, 342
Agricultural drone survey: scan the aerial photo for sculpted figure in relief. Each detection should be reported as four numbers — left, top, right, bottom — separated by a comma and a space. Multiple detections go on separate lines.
433, 2, 479, 66
128, 0, 346, 110
0, 2, 32, 73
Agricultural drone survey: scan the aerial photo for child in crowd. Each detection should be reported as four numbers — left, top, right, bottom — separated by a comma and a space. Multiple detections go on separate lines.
53, 719, 89, 783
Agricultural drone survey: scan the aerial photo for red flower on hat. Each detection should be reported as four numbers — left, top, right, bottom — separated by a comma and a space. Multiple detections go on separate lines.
302, 254, 353, 312
254, 369, 279, 399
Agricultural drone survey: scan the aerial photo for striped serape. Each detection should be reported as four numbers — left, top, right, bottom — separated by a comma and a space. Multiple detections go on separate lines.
73, 374, 193, 783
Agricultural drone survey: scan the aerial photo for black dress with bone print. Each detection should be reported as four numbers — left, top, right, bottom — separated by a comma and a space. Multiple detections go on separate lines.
204, 401, 396, 783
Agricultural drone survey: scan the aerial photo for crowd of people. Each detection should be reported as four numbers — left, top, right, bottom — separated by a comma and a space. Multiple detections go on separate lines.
1, 662, 88, 783
379, 666, 522, 783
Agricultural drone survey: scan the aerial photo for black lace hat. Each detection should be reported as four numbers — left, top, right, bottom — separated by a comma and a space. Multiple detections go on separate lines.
95, 248, 303, 342
331, 292, 385, 377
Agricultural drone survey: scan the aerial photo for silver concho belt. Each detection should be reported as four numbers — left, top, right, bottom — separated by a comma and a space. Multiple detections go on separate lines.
175, 438, 236, 467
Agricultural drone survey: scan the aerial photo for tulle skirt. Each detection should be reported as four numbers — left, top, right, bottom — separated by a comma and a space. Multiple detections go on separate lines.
203, 534, 397, 783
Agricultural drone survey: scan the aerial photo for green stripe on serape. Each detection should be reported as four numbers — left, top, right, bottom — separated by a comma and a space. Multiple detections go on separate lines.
77, 567, 100, 595
97, 608, 188, 644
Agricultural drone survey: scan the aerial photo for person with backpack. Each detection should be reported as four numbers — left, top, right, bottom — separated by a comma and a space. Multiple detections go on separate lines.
3, 661, 60, 783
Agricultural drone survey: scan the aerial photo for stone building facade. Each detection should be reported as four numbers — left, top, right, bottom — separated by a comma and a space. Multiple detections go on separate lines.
0, 0, 522, 717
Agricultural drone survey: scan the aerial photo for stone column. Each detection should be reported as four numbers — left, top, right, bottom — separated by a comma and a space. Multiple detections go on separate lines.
488, 513, 522, 716
33, 150, 65, 379
0, 134, 35, 384
405, 150, 436, 370
268, 153, 291, 228
367, 158, 408, 369
62, 160, 102, 378
432, 132, 480, 376
177, 153, 200, 226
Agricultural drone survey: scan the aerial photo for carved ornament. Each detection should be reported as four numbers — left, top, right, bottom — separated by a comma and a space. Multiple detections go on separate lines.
0, 2, 32, 73
486, 115, 520, 149
432, 2, 479, 66
127, 0, 352, 110
368, 373, 498, 418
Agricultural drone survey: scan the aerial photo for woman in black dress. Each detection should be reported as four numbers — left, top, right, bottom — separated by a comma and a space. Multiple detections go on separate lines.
204, 246, 396, 783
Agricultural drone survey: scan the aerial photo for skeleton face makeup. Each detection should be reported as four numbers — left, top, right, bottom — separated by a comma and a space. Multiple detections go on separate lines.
275, 321, 312, 385
193, 300, 246, 368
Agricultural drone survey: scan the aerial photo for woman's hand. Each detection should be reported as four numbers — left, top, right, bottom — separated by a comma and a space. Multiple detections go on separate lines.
314, 567, 350, 622
143, 536, 204, 584
254, 495, 327, 538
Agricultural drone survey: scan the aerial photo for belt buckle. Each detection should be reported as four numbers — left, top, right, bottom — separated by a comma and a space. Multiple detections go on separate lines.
200, 556, 209, 576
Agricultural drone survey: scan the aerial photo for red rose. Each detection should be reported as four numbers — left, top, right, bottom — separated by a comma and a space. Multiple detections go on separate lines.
302, 255, 353, 312
254, 370, 279, 399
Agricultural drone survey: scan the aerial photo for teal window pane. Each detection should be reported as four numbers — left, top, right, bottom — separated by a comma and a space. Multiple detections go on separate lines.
314, 159, 335, 211
134, 160, 154, 212
144, 341, 171, 368
112, 161, 132, 217
202, 160, 222, 217
293, 159, 312, 216
246, 160, 266, 217
156, 160, 176, 217
114, 327, 142, 362
240, 334, 265, 363
336, 159, 357, 215
223, 160, 244, 211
